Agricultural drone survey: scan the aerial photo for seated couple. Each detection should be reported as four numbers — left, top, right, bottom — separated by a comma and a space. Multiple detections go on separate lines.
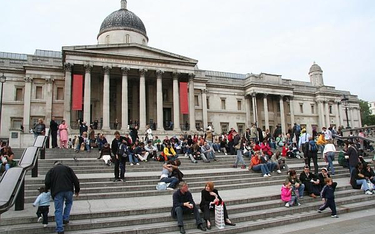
249, 151, 279, 177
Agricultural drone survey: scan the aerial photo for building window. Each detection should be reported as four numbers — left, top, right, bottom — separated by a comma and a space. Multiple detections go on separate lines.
195, 121, 202, 131
11, 118, 23, 129
56, 87, 64, 100
15, 87, 23, 101
35, 86, 43, 99
299, 103, 304, 113
237, 100, 242, 111
221, 99, 226, 110
125, 34, 130, 43
194, 95, 199, 107
311, 104, 315, 114
329, 105, 333, 114
221, 122, 229, 134
237, 123, 245, 134
207, 97, 210, 109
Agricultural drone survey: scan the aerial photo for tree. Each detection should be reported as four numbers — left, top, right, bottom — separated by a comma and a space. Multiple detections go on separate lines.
360, 100, 375, 126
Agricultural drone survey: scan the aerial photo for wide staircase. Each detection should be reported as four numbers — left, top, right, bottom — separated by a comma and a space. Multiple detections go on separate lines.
1, 148, 374, 234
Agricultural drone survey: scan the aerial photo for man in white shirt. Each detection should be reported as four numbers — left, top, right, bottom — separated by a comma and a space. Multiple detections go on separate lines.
322, 127, 332, 141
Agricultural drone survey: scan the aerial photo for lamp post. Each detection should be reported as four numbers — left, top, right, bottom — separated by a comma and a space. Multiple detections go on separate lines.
0, 73, 6, 136
341, 95, 350, 129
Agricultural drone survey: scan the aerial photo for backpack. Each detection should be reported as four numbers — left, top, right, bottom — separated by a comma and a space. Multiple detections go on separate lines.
308, 141, 317, 152
295, 125, 301, 133
118, 143, 128, 158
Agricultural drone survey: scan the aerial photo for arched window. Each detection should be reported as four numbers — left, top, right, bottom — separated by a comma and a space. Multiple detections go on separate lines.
125, 34, 130, 43
105, 35, 110, 44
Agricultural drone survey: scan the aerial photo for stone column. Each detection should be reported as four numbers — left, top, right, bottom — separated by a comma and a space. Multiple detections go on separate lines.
45, 77, 54, 125
318, 101, 324, 129
338, 103, 344, 127
334, 101, 340, 127
156, 70, 164, 131
202, 89, 208, 129
63, 63, 72, 126
279, 95, 286, 134
139, 69, 147, 132
102, 66, 111, 130
172, 73, 181, 131
245, 96, 251, 128
263, 94, 269, 130
289, 97, 295, 126
23, 77, 33, 132
121, 67, 129, 132
84, 64, 92, 125
324, 102, 330, 128
189, 74, 196, 131
357, 107, 362, 127
251, 93, 257, 125
350, 107, 354, 128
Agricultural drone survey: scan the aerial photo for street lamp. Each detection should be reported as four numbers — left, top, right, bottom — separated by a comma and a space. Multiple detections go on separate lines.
341, 94, 350, 129
0, 73, 6, 136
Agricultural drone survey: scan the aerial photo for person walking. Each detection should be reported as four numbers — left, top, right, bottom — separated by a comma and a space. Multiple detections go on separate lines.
45, 161, 80, 234
50, 117, 59, 148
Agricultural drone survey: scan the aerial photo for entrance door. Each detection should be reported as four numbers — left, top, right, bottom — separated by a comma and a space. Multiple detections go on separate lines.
163, 108, 172, 130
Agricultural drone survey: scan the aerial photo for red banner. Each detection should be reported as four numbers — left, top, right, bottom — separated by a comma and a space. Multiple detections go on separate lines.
180, 82, 189, 114
72, 74, 83, 110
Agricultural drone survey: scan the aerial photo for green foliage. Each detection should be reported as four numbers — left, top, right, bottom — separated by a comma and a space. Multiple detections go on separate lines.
360, 100, 375, 126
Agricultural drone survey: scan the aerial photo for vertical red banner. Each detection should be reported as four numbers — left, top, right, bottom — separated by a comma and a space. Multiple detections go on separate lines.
72, 74, 83, 110
180, 82, 189, 114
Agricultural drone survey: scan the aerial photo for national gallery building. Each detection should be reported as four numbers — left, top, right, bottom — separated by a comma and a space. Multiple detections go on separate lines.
0, 0, 361, 144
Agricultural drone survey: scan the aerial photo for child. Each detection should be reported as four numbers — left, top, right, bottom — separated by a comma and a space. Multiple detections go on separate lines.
318, 178, 338, 218
33, 186, 51, 227
281, 181, 299, 207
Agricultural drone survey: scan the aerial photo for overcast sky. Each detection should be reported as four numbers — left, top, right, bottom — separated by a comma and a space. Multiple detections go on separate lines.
1, 0, 374, 101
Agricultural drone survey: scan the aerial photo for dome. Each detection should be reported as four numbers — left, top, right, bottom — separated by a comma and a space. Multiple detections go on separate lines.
98, 1, 148, 40
309, 62, 323, 74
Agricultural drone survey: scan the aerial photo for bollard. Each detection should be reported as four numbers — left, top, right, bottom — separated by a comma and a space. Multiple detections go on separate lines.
15, 180, 25, 211
32, 159, 38, 177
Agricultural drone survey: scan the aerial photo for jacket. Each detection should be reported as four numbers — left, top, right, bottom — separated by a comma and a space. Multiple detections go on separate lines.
281, 185, 292, 202
163, 147, 176, 156
45, 164, 80, 198
321, 182, 337, 199
200, 189, 222, 210
171, 189, 196, 216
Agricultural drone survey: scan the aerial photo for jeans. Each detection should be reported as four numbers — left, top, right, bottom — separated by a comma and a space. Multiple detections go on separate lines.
266, 162, 277, 172
204, 151, 216, 160
234, 150, 245, 167
128, 153, 139, 164
294, 184, 305, 198
356, 179, 370, 191
160, 177, 179, 188
326, 152, 335, 175
252, 164, 270, 175
172, 206, 203, 227
54, 191, 73, 233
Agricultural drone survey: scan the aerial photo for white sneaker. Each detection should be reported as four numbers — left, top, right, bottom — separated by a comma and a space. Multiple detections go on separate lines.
267, 174, 272, 177
43, 224, 48, 228
365, 190, 373, 195
130, 163, 134, 166
263, 174, 268, 177
296, 155, 301, 159
297, 203, 301, 206
277, 170, 282, 174
331, 215, 339, 218
218, 150, 221, 153
285, 203, 290, 207
37, 217, 42, 223
167, 187, 174, 191
225, 153, 227, 155
136, 163, 140, 165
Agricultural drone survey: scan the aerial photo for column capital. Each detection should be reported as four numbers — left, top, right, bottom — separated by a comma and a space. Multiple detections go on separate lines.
188, 73, 195, 79
139, 69, 148, 76
24, 76, 33, 83
103, 66, 111, 75
45, 77, 55, 84
121, 67, 130, 76
263, 93, 268, 98
64, 63, 73, 72
84, 64, 93, 73
279, 95, 285, 100
172, 72, 180, 79
202, 89, 207, 94
251, 92, 257, 97
156, 70, 164, 77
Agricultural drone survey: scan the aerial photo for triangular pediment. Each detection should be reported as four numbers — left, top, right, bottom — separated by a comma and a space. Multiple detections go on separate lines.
62, 43, 197, 66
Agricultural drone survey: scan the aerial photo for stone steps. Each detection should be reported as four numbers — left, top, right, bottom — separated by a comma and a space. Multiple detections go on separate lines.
0, 187, 370, 234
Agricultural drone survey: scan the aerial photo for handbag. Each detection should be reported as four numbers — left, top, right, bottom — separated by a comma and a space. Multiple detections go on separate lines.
234, 143, 241, 150
367, 180, 374, 191
156, 182, 167, 191
215, 201, 225, 229
80, 143, 85, 151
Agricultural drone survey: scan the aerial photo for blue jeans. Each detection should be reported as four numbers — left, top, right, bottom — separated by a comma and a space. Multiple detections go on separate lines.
266, 162, 277, 172
128, 153, 139, 164
252, 164, 270, 175
54, 191, 73, 233
326, 152, 335, 175
356, 179, 370, 191
293, 184, 305, 198
234, 150, 245, 167
160, 177, 179, 188
76, 143, 90, 152
204, 151, 216, 160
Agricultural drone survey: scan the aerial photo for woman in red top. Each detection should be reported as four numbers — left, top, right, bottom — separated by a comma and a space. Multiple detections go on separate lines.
260, 140, 272, 156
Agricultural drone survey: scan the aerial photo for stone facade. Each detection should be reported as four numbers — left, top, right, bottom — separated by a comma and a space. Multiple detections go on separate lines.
0, 1, 362, 147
